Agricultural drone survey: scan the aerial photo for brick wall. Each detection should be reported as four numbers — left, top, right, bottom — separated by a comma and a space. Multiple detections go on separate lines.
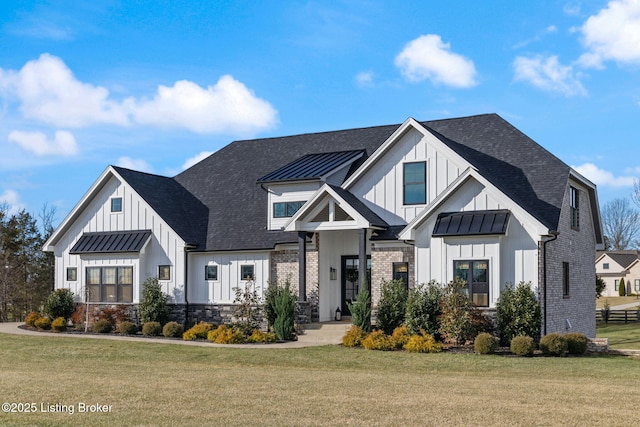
370, 245, 414, 323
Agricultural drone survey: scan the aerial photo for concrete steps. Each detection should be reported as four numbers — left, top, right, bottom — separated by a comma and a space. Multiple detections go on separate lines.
296, 321, 351, 345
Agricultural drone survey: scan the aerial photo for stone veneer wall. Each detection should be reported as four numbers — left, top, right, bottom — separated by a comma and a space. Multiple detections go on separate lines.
370, 245, 414, 323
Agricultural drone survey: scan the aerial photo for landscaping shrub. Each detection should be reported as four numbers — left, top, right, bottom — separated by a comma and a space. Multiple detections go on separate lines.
496, 282, 542, 346
618, 276, 626, 296
376, 279, 407, 335
391, 325, 411, 349
51, 317, 67, 332
34, 316, 51, 330
70, 305, 86, 328
474, 332, 498, 355
208, 325, 246, 344
347, 287, 371, 332
98, 305, 130, 326
232, 281, 264, 336
405, 281, 442, 338
510, 335, 536, 356
361, 330, 395, 351
183, 321, 214, 340
539, 333, 568, 356
162, 321, 184, 338
25, 312, 43, 327
273, 281, 297, 341
138, 277, 170, 324
439, 278, 477, 344
565, 333, 588, 355
119, 321, 138, 335
403, 331, 443, 353
44, 289, 75, 321
93, 319, 113, 333
142, 321, 162, 336
247, 329, 276, 343
341, 325, 368, 347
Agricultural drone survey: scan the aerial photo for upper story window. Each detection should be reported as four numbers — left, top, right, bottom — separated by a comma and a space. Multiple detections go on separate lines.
273, 201, 305, 218
111, 197, 123, 213
603, 263, 609, 270
403, 162, 426, 205
569, 186, 579, 230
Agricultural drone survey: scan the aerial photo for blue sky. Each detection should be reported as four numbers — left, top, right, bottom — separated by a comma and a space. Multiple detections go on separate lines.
1, 0, 640, 226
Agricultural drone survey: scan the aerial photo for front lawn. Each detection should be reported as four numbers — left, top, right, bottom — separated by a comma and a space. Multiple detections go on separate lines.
0, 333, 639, 426
596, 295, 640, 309
597, 321, 640, 350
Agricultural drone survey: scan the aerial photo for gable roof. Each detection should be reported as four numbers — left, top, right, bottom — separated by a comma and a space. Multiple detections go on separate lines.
134, 113, 587, 251
602, 251, 640, 270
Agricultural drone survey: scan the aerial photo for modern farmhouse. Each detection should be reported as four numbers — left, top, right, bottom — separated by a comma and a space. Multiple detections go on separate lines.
43, 114, 604, 337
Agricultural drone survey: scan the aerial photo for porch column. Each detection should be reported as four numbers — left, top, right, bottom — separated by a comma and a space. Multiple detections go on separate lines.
298, 231, 306, 301
358, 228, 368, 293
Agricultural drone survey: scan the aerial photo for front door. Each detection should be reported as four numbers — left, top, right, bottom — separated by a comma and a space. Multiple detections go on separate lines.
341, 255, 371, 315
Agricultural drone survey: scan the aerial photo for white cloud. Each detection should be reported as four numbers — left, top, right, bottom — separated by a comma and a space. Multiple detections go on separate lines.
578, 0, 640, 68
8, 129, 78, 156
0, 189, 25, 215
182, 151, 214, 171
395, 34, 477, 88
128, 76, 278, 135
572, 163, 635, 187
355, 71, 374, 87
116, 156, 154, 173
513, 55, 587, 96
0, 54, 278, 136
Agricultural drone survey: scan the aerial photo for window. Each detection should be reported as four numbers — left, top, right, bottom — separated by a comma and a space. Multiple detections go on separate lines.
273, 201, 305, 218
158, 265, 171, 281
111, 197, 122, 213
453, 260, 489, 307
403, 162, 426, 205
240, 264, 254, 281
85, 266, 133, 303
205, 265, 218, 281
66, 267, 77, 281
569, 187, 579, 230
615, 279, 619, 291
563, 262, 570, 297
635, 280, 640, 292
392, 262, 409, 290
603, 263, 609, 270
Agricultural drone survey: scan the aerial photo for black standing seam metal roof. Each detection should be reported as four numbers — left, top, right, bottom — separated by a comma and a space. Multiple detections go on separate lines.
70, 230, 152, 254
257, 150, 365, 183
432, 210, 511, 237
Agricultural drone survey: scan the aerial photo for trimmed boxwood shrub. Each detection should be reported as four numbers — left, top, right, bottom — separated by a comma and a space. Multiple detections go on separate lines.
51, 317, 67, 332
403, 331, 443, 353
474, 332, 498, 355
510, 335, 536, 356
119, 321, 138, 335
540, 333, 568, 356
342, 325, 368, 348
34, 316, 51, 330
93, 319, 113, 333
162, 321, 184, 338
25, 312, 43, 327
565, 333, 588, 355
142, 321, 162, 337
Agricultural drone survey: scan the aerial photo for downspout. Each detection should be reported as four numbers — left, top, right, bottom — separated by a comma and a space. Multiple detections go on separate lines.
183, 243, 197, 328
542, 231, 559, 336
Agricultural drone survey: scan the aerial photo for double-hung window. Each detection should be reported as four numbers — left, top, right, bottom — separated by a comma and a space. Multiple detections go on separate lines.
86, 266, 133, 303
454, 260, 489, 307
403, 162, 426, 205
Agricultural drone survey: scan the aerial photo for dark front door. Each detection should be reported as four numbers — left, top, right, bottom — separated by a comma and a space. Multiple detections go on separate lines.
341, 255, 371, 315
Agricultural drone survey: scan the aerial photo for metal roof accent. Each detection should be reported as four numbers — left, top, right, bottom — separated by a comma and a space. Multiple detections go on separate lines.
70, 230, 152, 254
432, 210, 510, 237
257, 150, 365, 183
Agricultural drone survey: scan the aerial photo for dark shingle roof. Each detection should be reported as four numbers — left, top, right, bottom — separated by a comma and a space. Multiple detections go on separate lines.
112, 113, 575, 251
70, 230, 152, 254
432, 210, 511, 237
607, 251, 640, 269
257, 150, 365, 183
328, 185, 388, 228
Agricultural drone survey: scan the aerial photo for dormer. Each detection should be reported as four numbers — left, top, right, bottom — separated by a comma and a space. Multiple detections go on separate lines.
257, 150, 365, 230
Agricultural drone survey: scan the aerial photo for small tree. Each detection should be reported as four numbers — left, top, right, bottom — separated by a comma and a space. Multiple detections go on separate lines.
619, 277, 627, 296
273, 281, 297, 341
496, 282, 541, 346
44, 289, 75, 320
347, 287, 371, 332
232, 281, 263, 335
138, 277, 170, 324
596, 275, 606, 299
405, 280, 442, 338
376, 279, 407, 335
439, 278, 477, 345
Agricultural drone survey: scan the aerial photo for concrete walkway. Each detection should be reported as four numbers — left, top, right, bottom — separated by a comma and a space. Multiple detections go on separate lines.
0, 321, 350, 349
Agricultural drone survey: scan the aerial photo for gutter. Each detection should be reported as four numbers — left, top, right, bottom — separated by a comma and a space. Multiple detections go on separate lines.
542, 230, 559, 336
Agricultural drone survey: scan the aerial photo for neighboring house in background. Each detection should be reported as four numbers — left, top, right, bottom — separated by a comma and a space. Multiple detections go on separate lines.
43, 114, 604, 337
595, 251, 640, 297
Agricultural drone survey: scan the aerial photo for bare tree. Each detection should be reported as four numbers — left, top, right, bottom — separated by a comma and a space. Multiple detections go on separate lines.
601, 198, 640, 250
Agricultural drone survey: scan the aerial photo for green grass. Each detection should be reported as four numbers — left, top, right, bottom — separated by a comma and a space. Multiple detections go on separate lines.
1, 334, 639, 426
597, 321, 640, 350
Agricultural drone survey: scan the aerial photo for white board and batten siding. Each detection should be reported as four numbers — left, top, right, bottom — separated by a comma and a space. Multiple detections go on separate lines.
266, 182, 321, 230
53, 173, 187, 303
188, 252, 270, 304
